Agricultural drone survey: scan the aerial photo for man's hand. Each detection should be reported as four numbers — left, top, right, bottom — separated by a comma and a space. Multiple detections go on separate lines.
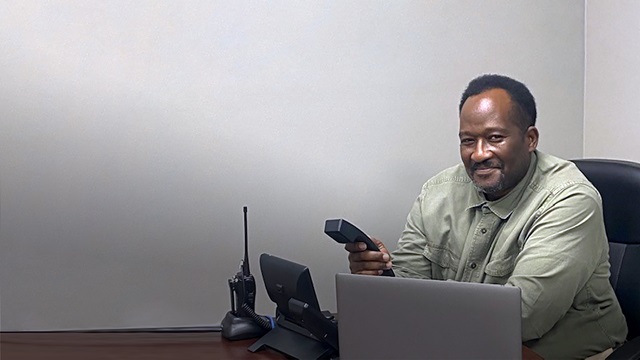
345, 238, 393, 275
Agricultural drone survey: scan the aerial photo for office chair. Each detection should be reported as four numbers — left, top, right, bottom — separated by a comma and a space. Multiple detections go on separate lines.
571, 159, 640, 359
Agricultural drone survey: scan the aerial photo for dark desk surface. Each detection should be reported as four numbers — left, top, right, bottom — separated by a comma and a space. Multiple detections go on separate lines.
1, 331, 542, 359
1, 332, 282, 360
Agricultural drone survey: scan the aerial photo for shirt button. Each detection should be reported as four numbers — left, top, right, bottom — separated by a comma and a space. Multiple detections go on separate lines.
470, 262, 477, 269
481, 228, 487, 234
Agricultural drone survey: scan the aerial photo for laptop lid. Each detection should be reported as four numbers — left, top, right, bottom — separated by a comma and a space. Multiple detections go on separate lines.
336, 273, 521, 360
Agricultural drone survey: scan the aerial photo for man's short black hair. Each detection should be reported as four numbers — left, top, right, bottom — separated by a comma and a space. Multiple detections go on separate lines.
459, 74, 537, 130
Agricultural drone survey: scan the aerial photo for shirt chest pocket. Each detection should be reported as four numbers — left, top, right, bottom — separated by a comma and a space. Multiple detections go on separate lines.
422, 244, 461, 280
484, 252, 518, 284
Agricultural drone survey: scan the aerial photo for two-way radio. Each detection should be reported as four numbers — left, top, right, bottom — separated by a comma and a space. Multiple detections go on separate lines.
231, 207, 256, 314
221, 206, 272, 340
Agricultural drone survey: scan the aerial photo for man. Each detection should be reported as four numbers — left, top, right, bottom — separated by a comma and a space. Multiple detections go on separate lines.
345, 74, 627, 359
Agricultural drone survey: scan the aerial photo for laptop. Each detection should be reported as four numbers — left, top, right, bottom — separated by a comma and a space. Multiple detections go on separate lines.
336, 273, 522, 360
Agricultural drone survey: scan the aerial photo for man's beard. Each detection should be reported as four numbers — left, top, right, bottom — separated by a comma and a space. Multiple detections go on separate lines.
472, 172, 506, 195
470, 160, 506, 195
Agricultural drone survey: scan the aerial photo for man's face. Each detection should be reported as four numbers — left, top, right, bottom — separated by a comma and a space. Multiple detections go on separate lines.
458, 88, 538, 200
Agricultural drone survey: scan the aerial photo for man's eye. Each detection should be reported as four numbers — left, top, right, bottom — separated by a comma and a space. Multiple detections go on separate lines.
488, 135, 504, 142
460, 138, 474, 145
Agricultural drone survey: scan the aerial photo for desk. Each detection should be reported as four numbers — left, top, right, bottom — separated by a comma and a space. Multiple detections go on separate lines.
1, 332, 281, 360
1, 332, 542, 359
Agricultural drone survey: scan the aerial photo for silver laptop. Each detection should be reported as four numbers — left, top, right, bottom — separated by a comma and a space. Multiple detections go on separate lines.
336, 273, 522, 360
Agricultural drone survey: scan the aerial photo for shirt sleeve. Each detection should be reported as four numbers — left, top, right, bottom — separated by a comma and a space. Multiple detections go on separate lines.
391, 186, 433, 279
506, 184, 607, 341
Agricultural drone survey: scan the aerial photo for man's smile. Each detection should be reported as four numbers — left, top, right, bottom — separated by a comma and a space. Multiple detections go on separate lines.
473, 167, 499, 176
471, 161, 502, 177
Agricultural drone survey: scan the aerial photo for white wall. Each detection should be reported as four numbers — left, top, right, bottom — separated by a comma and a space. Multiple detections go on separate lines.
584, 0, 640, 162
0, 0, 585, 331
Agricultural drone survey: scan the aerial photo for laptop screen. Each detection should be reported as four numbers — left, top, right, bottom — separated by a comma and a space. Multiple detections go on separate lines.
336, 273, 522, 359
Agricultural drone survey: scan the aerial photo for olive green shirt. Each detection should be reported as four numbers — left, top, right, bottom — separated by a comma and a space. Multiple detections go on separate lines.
392, 151, 627, 359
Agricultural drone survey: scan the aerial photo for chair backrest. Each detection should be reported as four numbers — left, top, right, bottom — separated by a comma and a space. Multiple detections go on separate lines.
571, 159, 640, 340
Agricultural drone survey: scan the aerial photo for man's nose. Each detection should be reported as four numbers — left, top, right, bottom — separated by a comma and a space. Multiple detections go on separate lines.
470, 140, 492, 163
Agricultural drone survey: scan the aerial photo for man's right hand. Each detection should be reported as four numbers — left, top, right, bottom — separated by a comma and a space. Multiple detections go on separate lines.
344, 238, 393, 276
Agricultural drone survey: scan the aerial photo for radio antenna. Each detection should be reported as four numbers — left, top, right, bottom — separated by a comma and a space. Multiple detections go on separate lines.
242, 206, 250, 276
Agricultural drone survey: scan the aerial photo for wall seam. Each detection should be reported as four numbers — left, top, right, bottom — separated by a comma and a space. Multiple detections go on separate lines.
583, 0, 588, 158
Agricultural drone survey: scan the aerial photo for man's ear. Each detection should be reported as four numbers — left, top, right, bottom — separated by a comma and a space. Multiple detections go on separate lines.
526, 126, 539, 152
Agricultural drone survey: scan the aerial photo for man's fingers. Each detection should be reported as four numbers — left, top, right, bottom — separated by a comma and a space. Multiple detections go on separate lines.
349, 261, 391, 275
344, 242, 367, 253
352, 269, 386, 276
349, 251, 392, 271
345, 239, 392, 275
371, 238, 390, 255
348, 249, 388, 262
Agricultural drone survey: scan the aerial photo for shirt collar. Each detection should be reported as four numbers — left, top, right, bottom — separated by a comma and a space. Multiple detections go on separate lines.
466, 151, 539, 220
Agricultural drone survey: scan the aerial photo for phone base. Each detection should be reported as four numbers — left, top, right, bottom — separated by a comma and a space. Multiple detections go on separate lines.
221, 311, 268, 341
248, 317, 336, 359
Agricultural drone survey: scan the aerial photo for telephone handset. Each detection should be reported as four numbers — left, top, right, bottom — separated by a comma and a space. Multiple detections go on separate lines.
324, 218, 395, 277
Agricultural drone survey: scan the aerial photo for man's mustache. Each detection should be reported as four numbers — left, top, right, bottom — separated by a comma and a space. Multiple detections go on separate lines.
471, 161, 502, 171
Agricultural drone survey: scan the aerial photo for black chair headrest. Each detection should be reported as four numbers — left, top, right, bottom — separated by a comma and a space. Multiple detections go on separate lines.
571, 159, 640, 245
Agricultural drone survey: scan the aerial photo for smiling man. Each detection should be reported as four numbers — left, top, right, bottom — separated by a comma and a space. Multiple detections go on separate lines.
458, 87, 537, 201
345, 74, 627, 358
